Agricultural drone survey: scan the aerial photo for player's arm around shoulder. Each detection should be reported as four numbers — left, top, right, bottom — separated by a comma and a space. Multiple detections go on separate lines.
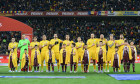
59, 39, 63, 43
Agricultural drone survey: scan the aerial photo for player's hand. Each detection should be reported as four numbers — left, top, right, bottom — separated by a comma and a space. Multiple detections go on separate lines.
121, 43, 124, 45
44, 42, 47, 46
92, 43, 95, 46
123, 43, 128, 45
113, 40, 115, 43
44, 43, 47, 46
101, 57, 103, 59
79, 45, 82, 48
67, 43, 70, 46
23, 43, 27, 45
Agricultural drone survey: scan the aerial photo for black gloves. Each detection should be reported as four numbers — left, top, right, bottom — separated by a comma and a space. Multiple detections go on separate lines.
55, 41, 59, 45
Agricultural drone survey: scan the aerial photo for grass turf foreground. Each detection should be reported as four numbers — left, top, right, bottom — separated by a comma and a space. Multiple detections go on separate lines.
0, 63, 140, 84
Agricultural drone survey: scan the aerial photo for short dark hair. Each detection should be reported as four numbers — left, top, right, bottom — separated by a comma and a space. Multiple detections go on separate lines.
24, 49, 27, 50
72, 43, 75, 47
49, 44, 52, 48
35, 45, 38, 47
99, 41, 103, 43
125, 40, 128, 42
115, 46, 118, 49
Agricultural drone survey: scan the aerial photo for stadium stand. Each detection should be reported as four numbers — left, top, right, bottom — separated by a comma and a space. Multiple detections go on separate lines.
0, 0, 140, 11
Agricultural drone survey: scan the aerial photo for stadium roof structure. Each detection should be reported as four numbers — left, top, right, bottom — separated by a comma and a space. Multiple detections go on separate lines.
0, 16, 33, 41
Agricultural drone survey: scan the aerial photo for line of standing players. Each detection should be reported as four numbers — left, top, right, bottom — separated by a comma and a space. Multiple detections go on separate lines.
8, 33, 137, 73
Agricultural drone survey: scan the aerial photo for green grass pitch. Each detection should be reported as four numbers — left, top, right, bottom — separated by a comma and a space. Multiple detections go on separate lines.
0, 63, 140, 84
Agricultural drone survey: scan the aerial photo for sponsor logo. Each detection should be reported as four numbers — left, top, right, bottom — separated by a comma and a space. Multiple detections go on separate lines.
31, 12, 43, 15
62, 12, 74, 15
46, 12, 59, 15
108, 11, 115, 16
98, 11, 108, 16
123, 11, 137, 16
77, 12, 88, 15
15, 12, 28, 16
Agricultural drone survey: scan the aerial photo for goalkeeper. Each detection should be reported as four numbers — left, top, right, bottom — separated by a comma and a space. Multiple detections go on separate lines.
18, 34, 30, 72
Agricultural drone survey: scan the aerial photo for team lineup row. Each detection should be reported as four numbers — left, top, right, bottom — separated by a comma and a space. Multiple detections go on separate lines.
8, 33, 137, 73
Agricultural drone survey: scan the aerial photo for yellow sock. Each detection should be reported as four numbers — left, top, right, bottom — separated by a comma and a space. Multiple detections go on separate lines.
16, 67, 18, 70
107, 62, 109, 70
41, 63, 43, 70
93, 65, 96, 70
30, 66, 32, 71
46, 63, 48, 71
103, 63, 106, 70
81, 63, 84, 71
88, 65, 89, 71
119, 67, 121, 70
57, 63, 60, 71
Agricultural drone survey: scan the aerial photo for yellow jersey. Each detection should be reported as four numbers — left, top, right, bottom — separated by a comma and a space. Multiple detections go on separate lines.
75, 42, 84, 53
116, 39, 124, 51
50, 38, 63, 53
107, 40, 115, 52
40, 40, 50, 52
30, 41, 40, 51
63, 40, 74, 51
87, 38, 97, 51
8, 42, 18, 54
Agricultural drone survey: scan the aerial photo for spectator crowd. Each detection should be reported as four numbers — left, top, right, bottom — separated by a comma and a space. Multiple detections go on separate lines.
0, 0, 140, 11
0, 31, 21, 54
